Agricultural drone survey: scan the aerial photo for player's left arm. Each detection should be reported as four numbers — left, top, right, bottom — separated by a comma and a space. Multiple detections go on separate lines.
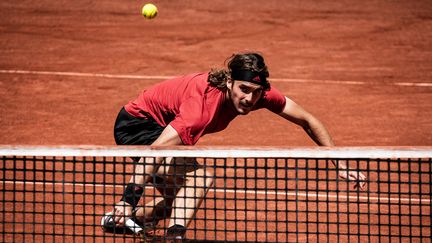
278, 96, 367, 190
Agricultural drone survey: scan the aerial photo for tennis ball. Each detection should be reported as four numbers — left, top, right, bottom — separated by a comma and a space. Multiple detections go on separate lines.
142, 3, 158, 19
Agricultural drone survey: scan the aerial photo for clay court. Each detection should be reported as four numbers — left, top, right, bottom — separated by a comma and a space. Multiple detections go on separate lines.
1, 0, 431, 242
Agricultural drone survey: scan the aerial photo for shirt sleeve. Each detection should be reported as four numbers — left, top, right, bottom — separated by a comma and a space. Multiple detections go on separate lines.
169, 96, 209, 145
254, 86, 287, 114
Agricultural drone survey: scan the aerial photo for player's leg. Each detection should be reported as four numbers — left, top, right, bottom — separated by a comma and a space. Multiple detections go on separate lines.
103, 157, 188, 234
162, 158, 214, 239
102, 174, 168, 234
108, 107, 165, 228
133, 174, 179, 225
134, 197, 167, 224
102, 174, 181, 234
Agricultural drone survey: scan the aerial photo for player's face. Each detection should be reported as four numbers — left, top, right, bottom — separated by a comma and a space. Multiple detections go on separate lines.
227, 79, 263, 115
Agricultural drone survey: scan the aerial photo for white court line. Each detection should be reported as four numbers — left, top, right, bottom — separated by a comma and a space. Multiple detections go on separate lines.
0, 69, 172, 80
3, 180, 430, 205
1, 69, 431, 87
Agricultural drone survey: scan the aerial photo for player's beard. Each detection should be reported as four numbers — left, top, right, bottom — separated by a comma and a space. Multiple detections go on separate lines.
226, 89, 251, 115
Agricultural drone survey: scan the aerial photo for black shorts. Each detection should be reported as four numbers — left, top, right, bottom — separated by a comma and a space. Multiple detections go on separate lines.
114, 107, 164, 146
114, 108, 203, 182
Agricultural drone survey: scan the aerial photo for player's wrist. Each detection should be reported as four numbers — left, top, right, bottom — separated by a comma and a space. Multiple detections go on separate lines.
120, 183, 144, 208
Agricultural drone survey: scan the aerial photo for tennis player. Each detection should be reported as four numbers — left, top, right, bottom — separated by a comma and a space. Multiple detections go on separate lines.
102, 52, 367, 240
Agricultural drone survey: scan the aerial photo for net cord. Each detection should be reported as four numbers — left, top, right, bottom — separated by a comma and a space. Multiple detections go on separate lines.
0, 146, 431, 159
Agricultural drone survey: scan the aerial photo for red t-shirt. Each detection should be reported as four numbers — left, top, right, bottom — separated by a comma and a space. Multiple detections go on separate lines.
125, 73, 286, 145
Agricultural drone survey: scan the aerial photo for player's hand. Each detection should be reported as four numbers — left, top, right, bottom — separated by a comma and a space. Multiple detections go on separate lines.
338, 169, 367, 190
113, 201, 133, 226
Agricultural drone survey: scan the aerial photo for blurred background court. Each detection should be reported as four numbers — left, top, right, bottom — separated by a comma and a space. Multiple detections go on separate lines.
1, 0, 432, 242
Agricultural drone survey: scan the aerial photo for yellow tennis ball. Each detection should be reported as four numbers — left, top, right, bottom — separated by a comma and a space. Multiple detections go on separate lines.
142, 3, 158, 19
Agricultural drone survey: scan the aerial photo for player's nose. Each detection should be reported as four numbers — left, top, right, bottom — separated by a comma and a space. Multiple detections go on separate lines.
244, 93, 253, 103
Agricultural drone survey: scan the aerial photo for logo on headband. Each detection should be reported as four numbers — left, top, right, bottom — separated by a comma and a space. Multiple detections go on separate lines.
252, 76, 261, 82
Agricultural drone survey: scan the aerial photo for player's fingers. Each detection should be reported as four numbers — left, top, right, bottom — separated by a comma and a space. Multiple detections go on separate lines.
118, 216, 125, 226
113, 208, 124, 224
359, 172, 367, 190
355, 181, 366, 190
339, 170, 367, 190
338, 171, 348, 180
360, 181, 367, 190
116, 215, 126, 226
348, 171, 359, 181
348, 171, 360, 189
353, 172, 367, 190
360, 172, 367, 181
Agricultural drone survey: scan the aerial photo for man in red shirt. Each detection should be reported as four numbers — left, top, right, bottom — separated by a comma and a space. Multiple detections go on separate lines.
102, 52, 367, 240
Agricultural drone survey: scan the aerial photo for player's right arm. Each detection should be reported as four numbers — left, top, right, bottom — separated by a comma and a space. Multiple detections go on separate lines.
277, 96, 367, 190
113, 125, 183, 226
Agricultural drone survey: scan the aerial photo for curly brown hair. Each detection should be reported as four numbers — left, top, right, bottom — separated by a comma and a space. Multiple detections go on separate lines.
207, 52, 270, 90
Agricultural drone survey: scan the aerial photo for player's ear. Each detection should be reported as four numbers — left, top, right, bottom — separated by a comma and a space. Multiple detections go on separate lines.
226, 77, 233, 90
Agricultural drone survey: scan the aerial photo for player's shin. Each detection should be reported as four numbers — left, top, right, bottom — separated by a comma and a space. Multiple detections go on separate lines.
167, 168, 213, 237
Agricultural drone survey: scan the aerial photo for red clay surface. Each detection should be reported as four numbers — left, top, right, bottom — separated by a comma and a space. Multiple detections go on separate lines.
1, 0, 432, 242
1, 0, 432, 146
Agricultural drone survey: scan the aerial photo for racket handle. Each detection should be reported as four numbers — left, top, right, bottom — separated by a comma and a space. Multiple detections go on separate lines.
125, 218, 143, 234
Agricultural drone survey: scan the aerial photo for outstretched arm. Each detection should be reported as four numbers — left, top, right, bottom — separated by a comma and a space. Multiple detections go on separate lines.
278, 97, 367, 190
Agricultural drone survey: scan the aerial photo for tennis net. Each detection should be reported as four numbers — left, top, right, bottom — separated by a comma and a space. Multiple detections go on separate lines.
0, 146, 431, 242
